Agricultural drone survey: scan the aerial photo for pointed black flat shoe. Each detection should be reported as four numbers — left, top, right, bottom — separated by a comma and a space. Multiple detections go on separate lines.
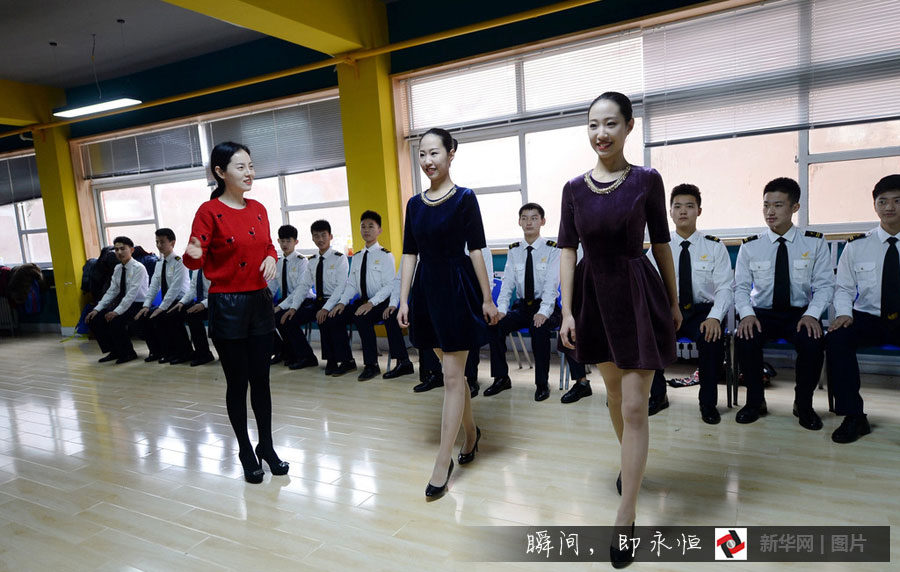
425, 460, 454, 500
458, 427, 481, 465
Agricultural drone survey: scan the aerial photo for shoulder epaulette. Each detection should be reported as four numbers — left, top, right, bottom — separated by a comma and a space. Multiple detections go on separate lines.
805, 230, 824, 239
353, 250, 363, 256
847, 233, 867, 243
546, 239, 557, 247
508, 241, 520, 249
704, 235, 720, 243
307, 254, 315, 259
742, 235, 759, 244
334, 251, 343, 257
381, 247, 390, 253
174, 255, 182, 260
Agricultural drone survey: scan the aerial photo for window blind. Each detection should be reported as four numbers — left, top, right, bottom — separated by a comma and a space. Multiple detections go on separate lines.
0, 155, 40, 206
81, 125, 203, 179
205, 97, 345, 179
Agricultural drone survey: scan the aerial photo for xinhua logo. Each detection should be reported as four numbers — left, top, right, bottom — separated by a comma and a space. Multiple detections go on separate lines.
715, 528, 747, 560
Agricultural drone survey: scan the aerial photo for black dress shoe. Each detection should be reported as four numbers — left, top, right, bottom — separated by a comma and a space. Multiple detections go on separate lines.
324, 361, 338, 376
648, 394, 669, 416
158, 356, 170, 364
700, 404, 721, 425
534, 385, 550, 401
561, 382, 592, 403
831, 414, 871, 444
458, 427, 481, 465
332, 360, 357, 377
793, 403, 823, 431
483, 376, 511, 396
382, 360, 414, 379
358, 364, 380, 381
115, 352, 138, 364
98, 353, 118, 363
467, 378, 479, 398
425, 460, 453, 500
289, 356, 318, 370
735, 401, 767, 424
144, 354, 159, 363
610, 522, 635, 568
270, 353, 283, 365
413, 373, 444, 393
168, 355, 192, 365
190, 353, 215, 366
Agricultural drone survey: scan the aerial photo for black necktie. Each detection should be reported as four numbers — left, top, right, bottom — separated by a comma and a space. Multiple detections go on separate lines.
316, 256, 324, 301
360, 250, 369, 302
773, 236, 791, 311
195, 268, 204, 302
524, 246, 535, 302
280, 258, 289, 303
882, 237, 900, 322
118, 264, 127, 302
161, 259, 168, 297
679, 240, 692, 310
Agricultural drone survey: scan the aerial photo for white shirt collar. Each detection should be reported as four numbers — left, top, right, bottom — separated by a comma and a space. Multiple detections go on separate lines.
767, 225, 797, 243
524, 235, 542, 248
673, 229, 700, 245
876, 225, 900, 243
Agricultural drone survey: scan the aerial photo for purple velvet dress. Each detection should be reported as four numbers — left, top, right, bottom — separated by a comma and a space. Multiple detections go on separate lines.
557, 166, 677, 370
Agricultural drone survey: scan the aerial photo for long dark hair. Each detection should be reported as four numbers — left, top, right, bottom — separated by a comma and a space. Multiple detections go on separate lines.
210, 141, 251, 200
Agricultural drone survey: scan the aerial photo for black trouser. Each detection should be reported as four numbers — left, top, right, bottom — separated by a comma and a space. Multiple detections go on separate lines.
178, 303, 211, 357
650, 303, 724, 406
273, 308, 297, 364
91, 302, 142, 357
137, 306, 193, 359
328, 299, 409, 366
489, 300, 586, 386
735, 307, 825, 409
826, 310, 900, 416
419, 346, 481, 381
280, 298, 328, 362
212, 334, 274, 454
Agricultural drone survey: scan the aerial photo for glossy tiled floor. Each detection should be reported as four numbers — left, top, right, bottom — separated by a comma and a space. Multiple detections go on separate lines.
0, 334, 896, 570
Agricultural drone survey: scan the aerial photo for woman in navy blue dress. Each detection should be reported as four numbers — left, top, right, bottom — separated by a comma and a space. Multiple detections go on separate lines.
558, 93, 681, 567
398, 128, 499, 500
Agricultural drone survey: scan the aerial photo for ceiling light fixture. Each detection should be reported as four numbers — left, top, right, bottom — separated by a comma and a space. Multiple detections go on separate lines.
53, 98, 143, 118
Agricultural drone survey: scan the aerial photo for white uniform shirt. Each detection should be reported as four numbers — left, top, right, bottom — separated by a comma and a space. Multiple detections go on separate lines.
497, 237, 560, 318
834, 225, 900, 318
97, 258, 149, 315
308, 248, 350, 312
337, 243, 396, 307
268, 251, 310, 310
179, 269, 212, 309
144, 252, 189, 311
648, 230, 733, 323
734, 225, 834, 319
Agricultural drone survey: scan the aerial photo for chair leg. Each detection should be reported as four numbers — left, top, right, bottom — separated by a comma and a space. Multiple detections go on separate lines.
725, 334, 733, 409
559, 351, 567, 390
825, 358, 835, 413
509, 333, 523, 369
515, 331, 533, 369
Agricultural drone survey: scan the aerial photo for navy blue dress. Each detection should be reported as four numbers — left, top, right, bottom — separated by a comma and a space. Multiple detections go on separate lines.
403, 187, 489, 352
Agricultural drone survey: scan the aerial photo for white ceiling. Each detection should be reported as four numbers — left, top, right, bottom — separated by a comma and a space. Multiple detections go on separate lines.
0, 0, 265, 88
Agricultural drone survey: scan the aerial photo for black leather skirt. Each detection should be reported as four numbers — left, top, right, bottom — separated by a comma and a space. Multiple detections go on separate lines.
208, 288, 275, 340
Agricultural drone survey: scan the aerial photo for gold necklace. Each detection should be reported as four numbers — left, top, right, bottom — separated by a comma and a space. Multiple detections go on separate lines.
584, 164, 631, 195
421, 185, 457, 207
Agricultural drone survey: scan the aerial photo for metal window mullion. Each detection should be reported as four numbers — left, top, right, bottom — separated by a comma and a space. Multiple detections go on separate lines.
518, 130, 528, 205
283, 200, 350, 213
798, 129, 810, 228
797, 0, 812, 229
13, 201, 26, 263
278, 175, 288, 226
471, 185, 521, 196
150, 184, 161, 230
806, 146, 900, 164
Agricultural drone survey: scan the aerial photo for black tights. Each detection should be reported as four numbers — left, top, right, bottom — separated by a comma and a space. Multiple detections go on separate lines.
213, 334, 274, 456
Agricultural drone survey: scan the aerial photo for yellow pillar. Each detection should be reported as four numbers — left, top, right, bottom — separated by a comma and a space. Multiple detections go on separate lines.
32, 126, 87, 333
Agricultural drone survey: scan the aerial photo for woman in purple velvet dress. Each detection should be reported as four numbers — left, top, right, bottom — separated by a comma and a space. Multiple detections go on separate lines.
558, 92, 681, 568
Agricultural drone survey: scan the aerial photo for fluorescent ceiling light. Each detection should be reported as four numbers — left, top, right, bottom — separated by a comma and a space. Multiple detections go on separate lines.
53, 98, 142, 118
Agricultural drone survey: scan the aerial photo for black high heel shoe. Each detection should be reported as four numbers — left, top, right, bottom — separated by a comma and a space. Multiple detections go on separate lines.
239, 451, 264, 484
616, 471, 622, 496
610, 522, 635, 569
425, 460, 454, 500
255, 444, 289, 476
458, 427, 481, 465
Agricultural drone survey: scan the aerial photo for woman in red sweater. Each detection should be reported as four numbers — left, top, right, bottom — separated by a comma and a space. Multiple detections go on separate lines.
184, 141, 289, 483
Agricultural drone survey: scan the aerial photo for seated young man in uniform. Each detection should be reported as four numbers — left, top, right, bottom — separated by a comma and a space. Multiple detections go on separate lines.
269, 224, 309, 366
734, 177, 834, 429
826, 174, 900, 443
483, 203, 587, 402
328, 210, 413, 381
86, 236, 149, 364
646, 184, 733, 424
134, 228, 191, 364
168, 267, 214, 366
278, 220, 349, 374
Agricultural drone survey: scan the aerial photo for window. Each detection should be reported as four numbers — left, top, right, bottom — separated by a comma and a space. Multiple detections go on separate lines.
0, 204, 23, 265
155, 178, 212, 249
650, 132, 798, 234
809, 119, 900, 154
288, 206, 353, 255
284, 166, 351, 253
808, 157, 899, 225
0, 199, 51, 266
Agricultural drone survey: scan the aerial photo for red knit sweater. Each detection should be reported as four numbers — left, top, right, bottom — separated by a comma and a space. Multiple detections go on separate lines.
183, 198, 277, 293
